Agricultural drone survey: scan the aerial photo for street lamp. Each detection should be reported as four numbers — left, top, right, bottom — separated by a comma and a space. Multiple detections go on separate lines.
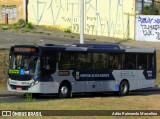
80, 0, 84, 44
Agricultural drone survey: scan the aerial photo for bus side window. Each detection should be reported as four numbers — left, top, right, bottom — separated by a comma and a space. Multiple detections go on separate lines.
74, 53, 92, 70
42, 56, 56, 75
148, 54, 154, 69
59, 52, 73, 70
108, 53, 122, 69
124, 54, 136, 69
92, 53, 108, 70
137, 54, 147, 69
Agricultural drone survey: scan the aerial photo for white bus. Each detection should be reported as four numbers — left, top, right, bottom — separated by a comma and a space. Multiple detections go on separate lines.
7, 44, 156, 98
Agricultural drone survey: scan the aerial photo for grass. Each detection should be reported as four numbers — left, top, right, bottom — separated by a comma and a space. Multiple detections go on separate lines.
0, 49, 9, 90
156, 53, 160, 87
2, 94, 160, 107
64, 27, 72, 33
0, 95, 160, 118
0, 19, 34, 31
0, 83, 6, 90
39, 25, 64, 31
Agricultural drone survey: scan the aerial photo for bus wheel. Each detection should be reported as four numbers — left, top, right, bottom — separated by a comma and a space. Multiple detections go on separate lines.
119, 80, 129, 96
59, 83, 71, 98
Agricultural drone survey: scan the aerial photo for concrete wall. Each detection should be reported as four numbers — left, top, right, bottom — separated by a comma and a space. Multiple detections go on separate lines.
0, 0, 26, 24
28, 0, 136, 40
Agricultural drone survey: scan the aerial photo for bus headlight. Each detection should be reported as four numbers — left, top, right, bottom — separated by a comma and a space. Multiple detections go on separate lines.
30, 80, 39, 87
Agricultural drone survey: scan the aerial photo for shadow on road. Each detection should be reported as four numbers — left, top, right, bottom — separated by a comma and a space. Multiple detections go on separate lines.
0, 90, 160, 103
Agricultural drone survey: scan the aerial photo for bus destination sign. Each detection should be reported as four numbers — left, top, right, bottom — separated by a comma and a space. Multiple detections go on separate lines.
9, 69, 20, 74
14, 48, 37, 53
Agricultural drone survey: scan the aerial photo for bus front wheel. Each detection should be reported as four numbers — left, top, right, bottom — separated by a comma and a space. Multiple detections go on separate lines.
119, 80, 129, 96
58, 83, 71, 98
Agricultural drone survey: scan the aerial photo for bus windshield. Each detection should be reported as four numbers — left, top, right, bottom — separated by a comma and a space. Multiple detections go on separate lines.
9, 54, 40, 75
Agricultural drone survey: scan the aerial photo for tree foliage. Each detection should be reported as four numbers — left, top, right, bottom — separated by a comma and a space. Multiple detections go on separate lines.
144, 4, 159, 15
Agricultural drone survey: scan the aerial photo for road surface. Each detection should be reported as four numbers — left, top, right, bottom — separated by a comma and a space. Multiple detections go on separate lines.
0, 88, 160, 103
1, 30, 160, 52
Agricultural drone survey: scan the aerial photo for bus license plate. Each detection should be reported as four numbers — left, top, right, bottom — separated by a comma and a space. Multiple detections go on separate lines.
16, 87, 22, 90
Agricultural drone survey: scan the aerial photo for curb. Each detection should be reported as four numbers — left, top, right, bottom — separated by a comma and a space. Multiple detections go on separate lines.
0, 91, 24, 97
0, 87, 160, 97
133, 87, 160, 92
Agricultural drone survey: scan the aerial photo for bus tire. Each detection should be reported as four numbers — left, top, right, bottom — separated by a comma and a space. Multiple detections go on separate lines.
119, 80, 129, 96
58, 83, 71, 98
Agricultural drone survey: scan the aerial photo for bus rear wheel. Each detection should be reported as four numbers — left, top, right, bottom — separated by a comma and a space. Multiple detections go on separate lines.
119, 80, 129, 96
58, 83, 71, 98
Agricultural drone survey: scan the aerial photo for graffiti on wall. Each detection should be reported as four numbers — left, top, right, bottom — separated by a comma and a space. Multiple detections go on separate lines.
136, 15, 160, 42
0, 5, 17, 19
29, 0, 135, 39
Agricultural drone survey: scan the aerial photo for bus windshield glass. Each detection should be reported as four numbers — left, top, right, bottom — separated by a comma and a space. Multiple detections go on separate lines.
9, 55, 40, 75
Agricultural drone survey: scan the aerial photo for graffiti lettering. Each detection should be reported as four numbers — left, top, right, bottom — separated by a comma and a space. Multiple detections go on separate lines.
154, 19, 160, 24
136, 15, 160, 41
29, 0, 132, 39
155, 32, 160, 40
141, 25, 160, 30
73, 24, 79, 32
138, 16, 153, 24
142, 30, 153, 36
62, 17, 71, 22
61, 17, 78, 23
86, 16, 96, 21
74, 18, 78, 22
86, 25, 95, 34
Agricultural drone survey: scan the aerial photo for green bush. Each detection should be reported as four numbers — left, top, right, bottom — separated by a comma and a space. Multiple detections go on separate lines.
12, 20, 34, 29
25, 23, 34, 29
64, 27, 72, 33
17, 19, 26, 28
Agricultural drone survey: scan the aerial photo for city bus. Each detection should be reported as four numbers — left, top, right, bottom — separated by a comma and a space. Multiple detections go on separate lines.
7, 44, 156, 98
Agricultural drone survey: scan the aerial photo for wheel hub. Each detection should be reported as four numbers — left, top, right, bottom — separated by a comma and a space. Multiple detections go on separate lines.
61, 86, 68, 95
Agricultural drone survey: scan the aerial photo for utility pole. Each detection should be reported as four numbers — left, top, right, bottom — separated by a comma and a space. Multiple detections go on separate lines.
24, 0, 28, 23
152, 0, 154, 15
142, 0, 144, 14
80, 0, 84, 44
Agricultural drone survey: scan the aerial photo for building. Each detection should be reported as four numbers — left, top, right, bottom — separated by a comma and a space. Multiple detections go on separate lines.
28, 0, 136, 40
0, 0, 28, 24
1, 0, 158, 41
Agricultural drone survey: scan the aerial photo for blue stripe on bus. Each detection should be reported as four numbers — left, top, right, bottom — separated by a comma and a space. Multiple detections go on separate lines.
72, 70, 115, 81
143, 70, 156, 80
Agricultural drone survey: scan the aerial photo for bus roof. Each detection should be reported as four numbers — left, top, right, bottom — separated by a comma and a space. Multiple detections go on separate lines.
73, 43, 120, 49
11, 44, 156, 53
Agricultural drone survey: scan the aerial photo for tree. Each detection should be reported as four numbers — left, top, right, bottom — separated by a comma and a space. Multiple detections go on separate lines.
144, 3, 159, 15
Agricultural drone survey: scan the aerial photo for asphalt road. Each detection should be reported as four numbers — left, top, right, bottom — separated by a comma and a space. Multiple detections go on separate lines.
0, 88, 160, 103
1, 30, 160, 51
0, 30, 90, 48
